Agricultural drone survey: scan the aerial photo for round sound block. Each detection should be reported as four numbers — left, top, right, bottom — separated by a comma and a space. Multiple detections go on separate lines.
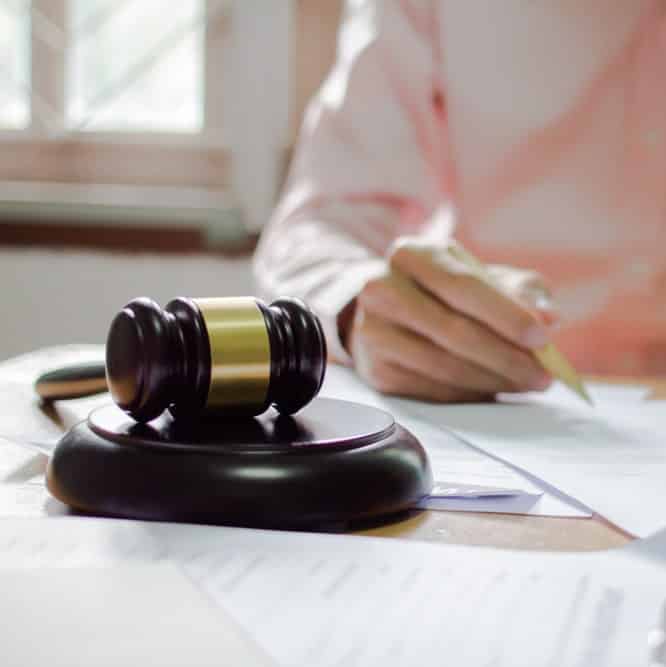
47, 398, 432, 528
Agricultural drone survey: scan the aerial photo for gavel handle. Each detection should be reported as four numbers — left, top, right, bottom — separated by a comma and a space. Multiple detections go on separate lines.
35, 361, 108, 401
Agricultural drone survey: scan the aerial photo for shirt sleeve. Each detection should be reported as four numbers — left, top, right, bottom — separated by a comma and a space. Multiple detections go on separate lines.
254, 0, 453, 362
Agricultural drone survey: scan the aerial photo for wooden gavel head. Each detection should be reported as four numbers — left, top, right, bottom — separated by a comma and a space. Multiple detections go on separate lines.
105, 296, 327, 423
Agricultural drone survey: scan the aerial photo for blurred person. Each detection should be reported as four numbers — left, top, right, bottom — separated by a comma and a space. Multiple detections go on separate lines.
255, 0, 666, 402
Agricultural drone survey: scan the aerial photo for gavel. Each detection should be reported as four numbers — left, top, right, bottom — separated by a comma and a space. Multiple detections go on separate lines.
35, 296, 327, 423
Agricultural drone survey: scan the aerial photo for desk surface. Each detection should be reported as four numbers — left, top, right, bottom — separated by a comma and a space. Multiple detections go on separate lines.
358, 375, 666, 551
1, 347, 660, 553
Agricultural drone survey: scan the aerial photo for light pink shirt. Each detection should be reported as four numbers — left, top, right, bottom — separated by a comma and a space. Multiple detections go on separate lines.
255, 0, 666, 375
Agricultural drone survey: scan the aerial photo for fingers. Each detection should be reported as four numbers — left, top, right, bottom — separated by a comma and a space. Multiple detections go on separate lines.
354, 352, 493, 404
389, 241, 550, 349
373, 362, 493, 403
487, 264, 560, 326
358, 274, 550, 391
358, 312, 518, 394
348, 237, 557, 403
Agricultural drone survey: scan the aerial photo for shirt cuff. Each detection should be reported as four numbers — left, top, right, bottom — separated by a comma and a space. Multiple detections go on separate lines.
308, 259, 387, 366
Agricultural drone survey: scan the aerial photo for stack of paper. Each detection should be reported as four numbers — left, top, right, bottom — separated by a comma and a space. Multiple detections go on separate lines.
321, 366, 593, 518
2, 565, 272, 667
322, 366, 666, 535
399, 382, 666, 537
1, 516, 665, 666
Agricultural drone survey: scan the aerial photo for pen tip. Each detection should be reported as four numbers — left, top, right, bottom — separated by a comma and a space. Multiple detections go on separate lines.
579, 386, 594, 406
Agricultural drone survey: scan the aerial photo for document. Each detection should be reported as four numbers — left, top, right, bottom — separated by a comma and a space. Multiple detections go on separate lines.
0, 516, 664, 667
397, 382, 666, 537
1, 564, 273, 667
322, 366, 591, 517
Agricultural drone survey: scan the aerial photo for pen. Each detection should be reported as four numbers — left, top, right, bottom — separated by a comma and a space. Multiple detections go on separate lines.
34, 360, 107, 401
447, 244, 593, 405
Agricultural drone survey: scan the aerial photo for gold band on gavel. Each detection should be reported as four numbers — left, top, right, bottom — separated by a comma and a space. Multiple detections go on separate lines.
195, 297, 271, 412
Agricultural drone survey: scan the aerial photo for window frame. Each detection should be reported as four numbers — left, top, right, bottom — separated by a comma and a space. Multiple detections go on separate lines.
0, 0, 297, 236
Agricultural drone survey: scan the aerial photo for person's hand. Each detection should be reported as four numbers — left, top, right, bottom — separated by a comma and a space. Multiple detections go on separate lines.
344, 237, 558, 402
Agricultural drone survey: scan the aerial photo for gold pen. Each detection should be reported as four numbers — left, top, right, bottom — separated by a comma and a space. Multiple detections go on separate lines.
447, 245, 593, 405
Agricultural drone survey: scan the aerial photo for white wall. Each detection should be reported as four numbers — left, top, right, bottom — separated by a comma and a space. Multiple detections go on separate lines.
0, 2, 344, 362
0, 249, 255, 361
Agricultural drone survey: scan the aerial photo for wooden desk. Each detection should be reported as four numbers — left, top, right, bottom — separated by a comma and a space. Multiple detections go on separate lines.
356, 376, 666, 551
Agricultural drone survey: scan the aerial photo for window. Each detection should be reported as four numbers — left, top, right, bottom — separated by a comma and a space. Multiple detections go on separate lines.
0, 0, 342, 247
67, 0, 204, 133
0, 0, 30, 129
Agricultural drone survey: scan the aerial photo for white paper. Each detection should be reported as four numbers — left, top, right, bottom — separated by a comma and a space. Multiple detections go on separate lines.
0, 344, 107, 449
395, 382, 666, 537
0, 516, 665, 667
0, 564, 273, 667
322, 366, 591, 517
0, 347, 110, 520
429, 482, 525, 497
0, 344, 105, 382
